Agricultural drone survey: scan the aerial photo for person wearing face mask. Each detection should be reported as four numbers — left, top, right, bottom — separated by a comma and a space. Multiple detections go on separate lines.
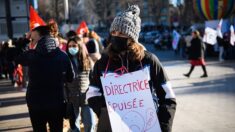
86, 5, 176, 132
16, 25, 74, 132
65, 36, 95, 132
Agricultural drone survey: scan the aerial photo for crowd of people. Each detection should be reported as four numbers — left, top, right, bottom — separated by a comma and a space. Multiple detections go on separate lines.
14, 21, 105, 131
0, 5, 178, 132
0, 35, 29, 89
174, 29, 233, 61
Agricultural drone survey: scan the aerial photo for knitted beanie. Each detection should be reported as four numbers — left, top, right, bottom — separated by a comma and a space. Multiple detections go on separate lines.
110, 5, 141, 42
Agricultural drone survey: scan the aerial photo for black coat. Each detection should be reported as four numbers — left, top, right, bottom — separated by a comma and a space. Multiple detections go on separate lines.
16, 36, 74, 108
188, 37, 205, 60
87, 51, 176, 132
6, 47, 18, 62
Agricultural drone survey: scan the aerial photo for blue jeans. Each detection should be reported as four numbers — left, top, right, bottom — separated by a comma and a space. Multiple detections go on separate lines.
75, 105, 95, 132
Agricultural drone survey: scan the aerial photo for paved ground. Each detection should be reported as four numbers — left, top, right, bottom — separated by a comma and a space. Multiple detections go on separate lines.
0, 80, 32, 132
0, 44, 235, 132
166, 60, 235, 132
150, 46, 235, 132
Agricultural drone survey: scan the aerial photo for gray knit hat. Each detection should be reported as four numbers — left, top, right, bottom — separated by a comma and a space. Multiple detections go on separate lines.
110, 5, 141, 42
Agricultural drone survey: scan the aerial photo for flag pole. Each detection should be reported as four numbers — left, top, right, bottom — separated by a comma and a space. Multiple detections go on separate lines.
64, 0, 69, 22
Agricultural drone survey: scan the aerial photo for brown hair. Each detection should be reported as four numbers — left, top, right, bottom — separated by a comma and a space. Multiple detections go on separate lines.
192, 30, 201, 38
47, 19, 59, 38
89, 31, 100, 41
107, 39, 145, 62
67, 37, 91, 71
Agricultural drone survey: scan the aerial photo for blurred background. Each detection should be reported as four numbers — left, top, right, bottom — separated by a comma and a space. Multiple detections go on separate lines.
0, 0, 235, 58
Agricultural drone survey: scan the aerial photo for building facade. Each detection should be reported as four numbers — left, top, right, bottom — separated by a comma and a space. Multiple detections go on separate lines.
0, 0, 29, 41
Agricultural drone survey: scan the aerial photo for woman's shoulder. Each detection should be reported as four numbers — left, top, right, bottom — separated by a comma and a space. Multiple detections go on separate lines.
195, 37, 202, 42
143, 51, 158, 60
143, 51, 161, 65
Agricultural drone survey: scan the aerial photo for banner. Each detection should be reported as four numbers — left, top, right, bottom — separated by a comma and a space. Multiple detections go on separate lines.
203, 27, 217, 45
216, 19, 223, 38
76, 21, 89, 35
100, 67, 161, 132
230, 25, 235, 46
205, 19, 230, 33
172, 30, 180, 50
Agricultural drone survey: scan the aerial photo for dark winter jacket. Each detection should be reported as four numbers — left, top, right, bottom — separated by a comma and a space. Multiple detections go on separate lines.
6, 47, 18, 62
188, 37, 205, 60
217, 36, 230, 49
87, 51, 177, 132
16, 36, 74, 108
217, 37, 224, 47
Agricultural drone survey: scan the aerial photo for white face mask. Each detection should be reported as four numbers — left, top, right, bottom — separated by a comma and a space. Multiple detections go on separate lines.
68, 47, 79, 56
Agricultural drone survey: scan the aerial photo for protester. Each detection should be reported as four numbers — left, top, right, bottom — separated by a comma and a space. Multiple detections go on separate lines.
86, 5, 176, 132
65, 36, 95, 132
89, 31, 104, 53
13, 64, 23, 88
217, 36, 225, 62
179, 35, 187, 58
223, 32, 231, 59
66, 30, 78, 39
0, 42, 9, 79
16, 25, 74, 132
48, 19, 59, 38
14, 36, 30, 91
0, 42, 4, 79
5, 40, 18, 84
184, 30, 208, 78
47, 19, 68, 51
84, 32, 101, 63
58, 33, 67, 52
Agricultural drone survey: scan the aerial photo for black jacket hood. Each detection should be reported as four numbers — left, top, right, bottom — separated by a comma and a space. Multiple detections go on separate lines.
35, 36, 58, 55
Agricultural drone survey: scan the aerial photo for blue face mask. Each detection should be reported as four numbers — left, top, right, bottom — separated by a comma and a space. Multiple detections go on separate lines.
68, 47, 79, 56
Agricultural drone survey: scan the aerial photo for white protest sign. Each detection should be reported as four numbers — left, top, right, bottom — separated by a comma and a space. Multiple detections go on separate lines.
216, 19, 223, 38
203, 27, 217, 45
172, 30, 181, 50
100, 67, 161, 132
230, 25, 235, 46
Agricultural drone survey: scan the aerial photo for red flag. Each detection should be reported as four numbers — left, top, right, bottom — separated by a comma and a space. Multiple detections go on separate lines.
76, 21, 89, 35
29, 6, 46, 30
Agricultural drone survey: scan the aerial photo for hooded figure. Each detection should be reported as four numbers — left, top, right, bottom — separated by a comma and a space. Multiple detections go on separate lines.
86, 5, 176, 132
16, 26, 74, 132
